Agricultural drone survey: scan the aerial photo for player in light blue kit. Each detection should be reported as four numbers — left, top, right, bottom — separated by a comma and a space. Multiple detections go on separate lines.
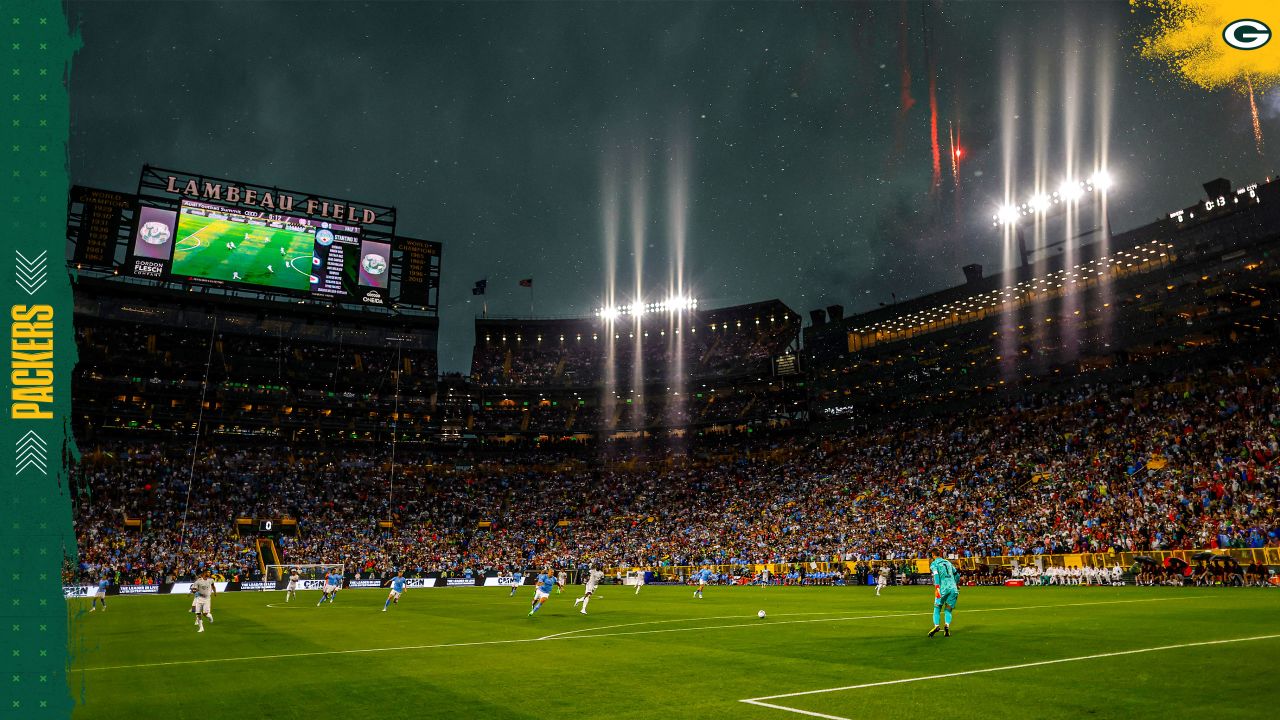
89, 577, 109, 612
328, 571, 343, 603
382, 571, 406, 612
928, 547, 959, 637
528, 571, 557, 616
694, 568, 712, 599
509, 571, 523, 597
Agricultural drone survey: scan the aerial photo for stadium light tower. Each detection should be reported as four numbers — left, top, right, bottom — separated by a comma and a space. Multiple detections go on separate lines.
991, 168, 1114, 228
596, 295, 697, 321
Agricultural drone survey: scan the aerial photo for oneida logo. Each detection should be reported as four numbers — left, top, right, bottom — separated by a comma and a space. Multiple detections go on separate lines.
1223, 19, 1271, 50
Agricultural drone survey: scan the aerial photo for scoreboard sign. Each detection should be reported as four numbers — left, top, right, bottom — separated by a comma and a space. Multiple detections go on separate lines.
396, 236, 441, 308
127, 167, 398, 307
70, 185, 132, 268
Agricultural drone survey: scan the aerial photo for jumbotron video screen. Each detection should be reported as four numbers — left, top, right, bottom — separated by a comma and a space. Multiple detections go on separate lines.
129, 198, 390, 301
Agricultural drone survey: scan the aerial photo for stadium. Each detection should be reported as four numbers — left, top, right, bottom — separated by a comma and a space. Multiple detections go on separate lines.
62, 166, 1280, 718
50, 2, 1280, 719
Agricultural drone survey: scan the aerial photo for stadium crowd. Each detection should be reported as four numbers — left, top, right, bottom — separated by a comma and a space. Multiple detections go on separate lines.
70, 347, 1280, 584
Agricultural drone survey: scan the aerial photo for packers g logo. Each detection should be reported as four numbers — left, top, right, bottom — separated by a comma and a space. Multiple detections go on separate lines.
1223, 19, 1271, 50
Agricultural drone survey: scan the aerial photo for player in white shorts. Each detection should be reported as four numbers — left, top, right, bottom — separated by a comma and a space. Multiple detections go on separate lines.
190, 570, 216, 633
574, 567, 606, 614
634, 570, 644, 595
876, 565, 890, 596
557, 570, 567, 594
285, 569, 300, 601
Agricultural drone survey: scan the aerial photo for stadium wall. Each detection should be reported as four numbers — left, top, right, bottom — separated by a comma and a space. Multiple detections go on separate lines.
63, 575, 530, 598
607, 547, 1280, 578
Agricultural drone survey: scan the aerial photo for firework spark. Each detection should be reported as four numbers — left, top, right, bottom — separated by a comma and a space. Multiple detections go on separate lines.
1247, 75, 1264, 155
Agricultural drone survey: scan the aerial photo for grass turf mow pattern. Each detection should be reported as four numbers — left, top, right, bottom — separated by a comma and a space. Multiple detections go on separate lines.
68, 586, 1278, 719
170, 212, 315, 292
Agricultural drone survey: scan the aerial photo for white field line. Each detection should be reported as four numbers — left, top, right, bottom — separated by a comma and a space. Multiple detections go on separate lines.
172, 217, 222, 253
740, 633, 1280, 720
74, 595, 1209, 673
287, 254, 312, 277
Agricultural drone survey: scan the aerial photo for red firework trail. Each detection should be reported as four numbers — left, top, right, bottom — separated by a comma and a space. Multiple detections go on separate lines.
949, 120, 960, 186
925, 4, 940, 192
892, 0, 915, 160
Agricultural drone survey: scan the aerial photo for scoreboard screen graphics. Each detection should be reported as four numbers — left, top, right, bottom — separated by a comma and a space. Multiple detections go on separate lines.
169, 199, 355, 294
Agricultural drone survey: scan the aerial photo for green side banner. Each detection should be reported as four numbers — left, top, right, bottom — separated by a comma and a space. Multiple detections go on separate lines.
0, 2, 79, 718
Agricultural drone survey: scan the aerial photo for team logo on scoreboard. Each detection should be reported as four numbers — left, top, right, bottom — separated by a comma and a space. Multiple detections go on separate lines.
138, 221, 172, 245
315, 229, 335, 246
361, 253, 388, 276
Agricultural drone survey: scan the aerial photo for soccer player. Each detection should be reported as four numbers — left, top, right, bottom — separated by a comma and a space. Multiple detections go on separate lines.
557, 570, 567, 594
574, 567, 606, 615
328, 569, 343, 603
266, 264, 274, 274
382, 571, 406, 612
528, 571, 556, 616
191, 570, 216, 633
876, 565, 890, 597
318, 570, 338, 606
225, 241, 236, 250
285, 568, 300, 602
89, 576, 109, 612
634, 570, 644, 595
694, 568, 710, 599
509, 571, 523, 597
279, 246, 286, 256
928, 548, 959, 638
232, 271, 242, 281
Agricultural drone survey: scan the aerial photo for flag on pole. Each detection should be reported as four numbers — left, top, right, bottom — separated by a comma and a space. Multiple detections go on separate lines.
472, 279, 487, 295
519, 278, 533, 288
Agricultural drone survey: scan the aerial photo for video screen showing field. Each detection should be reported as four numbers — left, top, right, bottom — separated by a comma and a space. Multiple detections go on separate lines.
171, 203, 316, 292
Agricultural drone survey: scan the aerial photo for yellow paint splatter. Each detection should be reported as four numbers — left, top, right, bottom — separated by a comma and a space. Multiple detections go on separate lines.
1134, 0, 1280, 92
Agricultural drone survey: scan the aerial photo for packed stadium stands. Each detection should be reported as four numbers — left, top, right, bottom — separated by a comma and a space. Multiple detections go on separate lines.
68, 175, 1280, 585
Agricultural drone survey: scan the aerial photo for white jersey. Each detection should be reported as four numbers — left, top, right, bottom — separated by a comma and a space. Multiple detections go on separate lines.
585, 569, 605, 593
287, 573, 299, 589
877, 569, 889, 585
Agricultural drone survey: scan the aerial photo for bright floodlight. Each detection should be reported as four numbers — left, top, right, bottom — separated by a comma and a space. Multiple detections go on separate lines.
600, 307, 619, 321
1059, 180, 1084, 202
1090, 170, 1112, 191
995, 205, 1019, 225
1030, 193, 1051, 212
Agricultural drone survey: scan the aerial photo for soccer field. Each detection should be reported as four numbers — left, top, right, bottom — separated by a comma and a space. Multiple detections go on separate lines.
170, 214, 315, 291
68, 586, 1278, 719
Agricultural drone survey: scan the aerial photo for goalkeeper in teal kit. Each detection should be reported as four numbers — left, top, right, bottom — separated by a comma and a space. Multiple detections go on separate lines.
928, 548, 958, 638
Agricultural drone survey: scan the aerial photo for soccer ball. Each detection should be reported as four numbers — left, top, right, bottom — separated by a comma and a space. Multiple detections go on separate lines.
757, 610, 766, 619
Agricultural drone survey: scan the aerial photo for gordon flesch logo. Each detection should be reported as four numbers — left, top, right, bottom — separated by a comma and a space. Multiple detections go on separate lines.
1223, 19, 1271, 50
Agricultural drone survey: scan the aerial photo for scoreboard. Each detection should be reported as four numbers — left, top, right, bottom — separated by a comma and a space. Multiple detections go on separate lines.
396, 236, 441, 308
69, 186, 132, 268
67, 166, 441, 314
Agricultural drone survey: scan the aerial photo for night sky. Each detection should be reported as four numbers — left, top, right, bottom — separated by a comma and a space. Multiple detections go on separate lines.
67, 1, 1278, 372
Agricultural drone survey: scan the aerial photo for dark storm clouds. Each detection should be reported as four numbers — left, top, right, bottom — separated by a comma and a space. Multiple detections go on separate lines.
67, 1, 1277, 372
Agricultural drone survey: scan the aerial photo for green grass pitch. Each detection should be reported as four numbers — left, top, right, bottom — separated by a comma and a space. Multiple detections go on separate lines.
170, 213, 315, 292
68, 586, 1278, 719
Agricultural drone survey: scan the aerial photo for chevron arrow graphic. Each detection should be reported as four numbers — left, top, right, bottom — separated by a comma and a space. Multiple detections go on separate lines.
15, 249, 48, 296
15, 430, 48, 475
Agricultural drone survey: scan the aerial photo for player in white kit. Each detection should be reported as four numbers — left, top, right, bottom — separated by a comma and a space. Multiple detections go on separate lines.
876, 565, 890, 596
190, 570, 216, 633
574, 567, 606, 615
285, 569, 300, 601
